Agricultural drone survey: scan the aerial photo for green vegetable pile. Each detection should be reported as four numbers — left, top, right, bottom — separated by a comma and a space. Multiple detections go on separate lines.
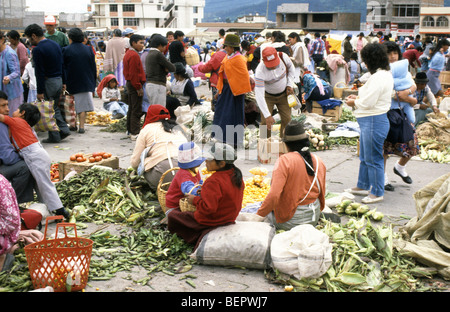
267, 217, 440, 292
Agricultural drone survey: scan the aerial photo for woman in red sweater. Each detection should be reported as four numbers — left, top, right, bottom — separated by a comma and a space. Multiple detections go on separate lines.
167, 143, 244, 249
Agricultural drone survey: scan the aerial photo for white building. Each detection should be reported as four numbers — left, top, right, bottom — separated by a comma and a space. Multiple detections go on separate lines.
419, 6, 450, 36
90, 0, 205, 30
236, 13, 267, 24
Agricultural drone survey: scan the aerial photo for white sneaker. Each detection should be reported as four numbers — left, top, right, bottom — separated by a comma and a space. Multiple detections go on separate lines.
130, 134, 139, 141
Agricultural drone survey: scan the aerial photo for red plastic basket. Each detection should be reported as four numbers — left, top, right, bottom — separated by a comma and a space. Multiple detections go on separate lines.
24, 216, 93, 292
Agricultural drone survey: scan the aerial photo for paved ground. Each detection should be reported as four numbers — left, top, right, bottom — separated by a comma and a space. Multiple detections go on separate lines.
34, 83, 449, 295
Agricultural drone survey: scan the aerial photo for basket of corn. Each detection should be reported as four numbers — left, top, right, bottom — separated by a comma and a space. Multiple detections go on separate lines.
179, 184, 202, 212
157, 167, 180, 213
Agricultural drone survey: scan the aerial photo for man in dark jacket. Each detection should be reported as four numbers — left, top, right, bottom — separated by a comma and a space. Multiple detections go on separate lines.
24, 23, 70, 143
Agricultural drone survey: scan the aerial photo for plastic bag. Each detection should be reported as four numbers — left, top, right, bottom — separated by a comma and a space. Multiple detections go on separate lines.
191, 221, 275, 269
270, 224, 332, 279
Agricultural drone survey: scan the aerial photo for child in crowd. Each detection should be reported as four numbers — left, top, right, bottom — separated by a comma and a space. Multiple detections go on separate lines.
21, 51, 37, 103
390, 59, 416, 124
167, 142, 244, 249
164, 142, 205, 217
97, 74, 128, 119
0, 94, 69, 219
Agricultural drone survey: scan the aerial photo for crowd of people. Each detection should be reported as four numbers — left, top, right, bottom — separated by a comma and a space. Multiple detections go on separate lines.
1, 20, 449, 270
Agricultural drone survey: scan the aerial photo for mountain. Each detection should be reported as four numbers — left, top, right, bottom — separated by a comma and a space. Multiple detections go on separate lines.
203, 0, 367, 23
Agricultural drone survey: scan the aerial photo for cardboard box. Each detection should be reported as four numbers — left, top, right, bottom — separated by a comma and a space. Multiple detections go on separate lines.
257, 138, 288, 164
58, 154, 119, 179
312, 101, 343, 122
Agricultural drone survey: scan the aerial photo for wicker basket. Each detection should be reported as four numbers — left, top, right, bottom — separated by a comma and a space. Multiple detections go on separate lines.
157, 167, 180, 213
333, 81, 347, 99
179, 184, 202, 212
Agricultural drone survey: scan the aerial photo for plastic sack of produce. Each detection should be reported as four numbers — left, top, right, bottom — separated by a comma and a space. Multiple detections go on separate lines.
271, 224, 332, 279
191, 221, 275, 269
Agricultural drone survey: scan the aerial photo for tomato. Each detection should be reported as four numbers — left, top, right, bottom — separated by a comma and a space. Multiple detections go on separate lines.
89, 157, 96, 163
76, 157, 84, 162
70, 155, 77, 161
95, 156, 102, 162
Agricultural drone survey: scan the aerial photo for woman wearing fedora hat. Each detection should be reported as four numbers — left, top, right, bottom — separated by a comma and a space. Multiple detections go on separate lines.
256, 120, 326, 230
413, 72, 439, 126
214, 34, 252, 148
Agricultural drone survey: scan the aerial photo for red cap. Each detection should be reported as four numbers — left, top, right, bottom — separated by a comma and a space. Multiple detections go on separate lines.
262, 47, 280, 68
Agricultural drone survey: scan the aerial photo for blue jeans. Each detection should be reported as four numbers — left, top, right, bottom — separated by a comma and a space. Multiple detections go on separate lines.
356, 113, 390, 197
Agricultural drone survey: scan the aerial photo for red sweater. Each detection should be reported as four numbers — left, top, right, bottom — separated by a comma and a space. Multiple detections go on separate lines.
123, 49, 146, 90
2, 116, 38, 150
193, 168, 244, 226
166, 168, 202, 209
197, 50, 226, 87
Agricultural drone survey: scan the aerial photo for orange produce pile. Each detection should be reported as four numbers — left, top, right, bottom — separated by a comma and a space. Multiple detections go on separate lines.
444, 88, 450, 96
69, 152, 112, 163
50, 163, 60, 182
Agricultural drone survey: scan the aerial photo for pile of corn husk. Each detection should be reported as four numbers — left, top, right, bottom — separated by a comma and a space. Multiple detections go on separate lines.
417, 113, 450, 163
267, 217, 440, 292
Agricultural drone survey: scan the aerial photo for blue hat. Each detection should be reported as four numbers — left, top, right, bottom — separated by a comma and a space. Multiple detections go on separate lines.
178, 142, 205, 169
123, 28, 135, 36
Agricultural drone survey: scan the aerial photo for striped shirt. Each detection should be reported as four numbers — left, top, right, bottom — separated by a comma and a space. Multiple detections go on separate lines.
311, 38, 325, 55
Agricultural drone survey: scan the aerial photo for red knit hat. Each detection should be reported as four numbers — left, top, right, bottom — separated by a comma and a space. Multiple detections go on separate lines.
142, 105, 170, 128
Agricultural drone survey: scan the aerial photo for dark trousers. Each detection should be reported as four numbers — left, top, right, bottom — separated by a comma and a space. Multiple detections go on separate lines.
126, 81, 144, 135
44, 77, 70, 142
0, 160, 35, 204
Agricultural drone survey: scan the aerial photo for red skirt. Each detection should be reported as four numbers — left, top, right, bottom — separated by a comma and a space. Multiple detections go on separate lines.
167, 208, 233, 250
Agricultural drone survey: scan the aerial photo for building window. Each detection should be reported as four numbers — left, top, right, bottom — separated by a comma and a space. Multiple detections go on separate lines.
110, 4, 118, 12
397, 23, 415, 30
422, 16, 435, 27
157, 5, 161, 10
437, 16, 449, 27
124, 18, 139, 26
193, 6, 198, 14
393, 5, 419, 17
111, 18, 119, 26
312, 14, 333, 23
123, 4, 135, 12
193, 18, 198, 25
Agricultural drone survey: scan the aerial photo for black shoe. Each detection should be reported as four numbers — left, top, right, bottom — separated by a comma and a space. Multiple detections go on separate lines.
54, 208, 70, 220
78, 128, 85, 134
384, 183, 395, 191
42, 138, 60, 144
60, 132, 71, 140
393, 167, 412, 184
69, 126, 78, 131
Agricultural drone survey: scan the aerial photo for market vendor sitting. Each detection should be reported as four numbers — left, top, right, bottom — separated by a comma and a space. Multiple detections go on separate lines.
413, 72, 440, 126
130, 105, 188, 192
167, 142, 244, 250
163, 142, 205, 221
256, 120, 327, 230
301, 71, 332, 113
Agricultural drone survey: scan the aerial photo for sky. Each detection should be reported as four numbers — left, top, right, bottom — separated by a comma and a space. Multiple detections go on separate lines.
26, 0, 90, 14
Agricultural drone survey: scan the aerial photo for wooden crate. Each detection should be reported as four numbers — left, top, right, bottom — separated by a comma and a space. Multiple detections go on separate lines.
58, 154, 119, 179
312, 102, 343, 122
257, 138, 288, 164
439, 71, 450, 85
